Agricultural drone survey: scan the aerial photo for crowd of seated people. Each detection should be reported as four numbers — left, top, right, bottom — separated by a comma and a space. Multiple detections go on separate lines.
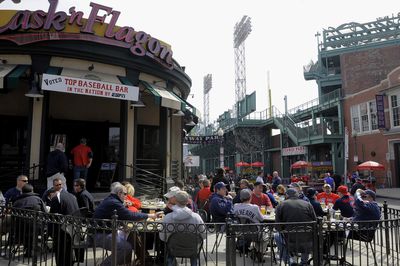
1, 168, 384, 265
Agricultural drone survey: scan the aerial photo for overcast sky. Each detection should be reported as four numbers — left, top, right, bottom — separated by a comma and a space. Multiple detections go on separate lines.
2, 0, 399, 123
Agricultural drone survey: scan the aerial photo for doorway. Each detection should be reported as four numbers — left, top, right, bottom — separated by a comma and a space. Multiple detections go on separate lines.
47, 118, 120, 190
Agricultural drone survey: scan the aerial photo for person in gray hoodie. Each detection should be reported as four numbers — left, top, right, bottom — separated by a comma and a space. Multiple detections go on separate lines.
160, 191, 205, 266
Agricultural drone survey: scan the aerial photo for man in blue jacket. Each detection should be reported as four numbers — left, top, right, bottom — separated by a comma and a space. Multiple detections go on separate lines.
348, 189, 380, 242
209, 182, 233, 223
93, 182, 159, 266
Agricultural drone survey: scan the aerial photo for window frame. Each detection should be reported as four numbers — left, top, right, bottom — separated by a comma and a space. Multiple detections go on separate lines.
350, 100, 380, 135
389, 90, 400, 129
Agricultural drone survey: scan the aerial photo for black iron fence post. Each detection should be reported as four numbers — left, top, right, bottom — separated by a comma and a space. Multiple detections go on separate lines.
111, 210, 118, 266
314, 218, 323, 266
383, 201, 390, 255
225, 217, 236, 266
31, 210, 38, 266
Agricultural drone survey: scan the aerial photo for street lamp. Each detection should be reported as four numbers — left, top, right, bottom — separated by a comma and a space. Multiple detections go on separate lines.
217, 128, 224, 168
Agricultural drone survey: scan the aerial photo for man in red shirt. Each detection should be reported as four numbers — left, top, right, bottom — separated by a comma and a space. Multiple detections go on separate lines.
71, 138, 93, 180
316, 184, 339, 205
250, 182, 272, 208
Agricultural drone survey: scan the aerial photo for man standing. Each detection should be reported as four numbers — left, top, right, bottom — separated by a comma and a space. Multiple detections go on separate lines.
160, 191, 205, 266
324, 173, 335, 191
73, 178, 95, 213
211, 168, 230, 193
49, 177, 80, 266
271, 171, 282, 192
209, 182, 233, 223
71, 138, 93, 180
256, 171, 264, 184
274, 188, 317, 265
46, 143, 68, 190
4, 175, 28, 205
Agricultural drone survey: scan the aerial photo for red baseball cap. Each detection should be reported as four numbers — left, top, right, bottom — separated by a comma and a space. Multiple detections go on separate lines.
337, 185, 349, 195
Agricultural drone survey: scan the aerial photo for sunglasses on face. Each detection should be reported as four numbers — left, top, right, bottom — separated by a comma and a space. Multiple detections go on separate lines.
55, 184, 62, 187
20, 180, 28, 182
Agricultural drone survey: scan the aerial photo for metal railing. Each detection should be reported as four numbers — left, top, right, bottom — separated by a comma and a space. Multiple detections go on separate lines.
288, 89, 342, 116
123, 161, 167, 198
1, 202, 399, 265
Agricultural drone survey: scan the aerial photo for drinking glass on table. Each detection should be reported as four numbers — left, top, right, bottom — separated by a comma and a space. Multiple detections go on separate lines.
260, 205, 266, 215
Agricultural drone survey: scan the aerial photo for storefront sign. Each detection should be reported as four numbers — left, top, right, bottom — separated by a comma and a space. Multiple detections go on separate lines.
282, 146, 307, 156
0, 0, 173, 69
376, 94, 385, 128
183, 135, 222, 144
41, 73, 139, 101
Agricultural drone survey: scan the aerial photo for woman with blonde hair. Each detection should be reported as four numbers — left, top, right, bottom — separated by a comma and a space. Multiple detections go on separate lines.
123, 182, 142, 212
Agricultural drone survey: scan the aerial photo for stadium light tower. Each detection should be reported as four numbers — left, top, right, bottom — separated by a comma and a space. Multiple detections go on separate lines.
203, 74, 212, 135
233, 15, 252, 117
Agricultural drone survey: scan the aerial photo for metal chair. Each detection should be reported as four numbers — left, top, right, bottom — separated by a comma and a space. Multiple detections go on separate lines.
166, 232, 204, 265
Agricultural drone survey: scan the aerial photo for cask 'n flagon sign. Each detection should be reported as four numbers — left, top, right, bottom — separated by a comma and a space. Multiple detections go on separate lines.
0, 0, 174, 69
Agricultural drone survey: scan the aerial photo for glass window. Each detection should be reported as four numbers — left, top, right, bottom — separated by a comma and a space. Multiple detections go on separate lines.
108, 127, 120, 162
369, 101, 378, 130
360, 103, 369, 132
391, 95, 400, 127
350, 105, 360, 133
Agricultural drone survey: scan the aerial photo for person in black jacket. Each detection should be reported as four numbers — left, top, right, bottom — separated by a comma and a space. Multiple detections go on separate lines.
49, 180, 80, 266
306, 188, 326, 217
73, 178, 95, 213
93, 182, 160, 266
210, 168, 231, 193
13, 184, 46, 257
46, 143, 68, 190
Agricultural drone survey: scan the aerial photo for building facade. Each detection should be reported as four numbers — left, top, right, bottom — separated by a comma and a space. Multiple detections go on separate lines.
305, 14, 400, 188
0, 1, 197, 193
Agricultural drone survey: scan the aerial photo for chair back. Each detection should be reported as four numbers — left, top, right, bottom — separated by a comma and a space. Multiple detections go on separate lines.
167, 232, 203, 258
235, 216, 260, 242
197, 209, 208, 223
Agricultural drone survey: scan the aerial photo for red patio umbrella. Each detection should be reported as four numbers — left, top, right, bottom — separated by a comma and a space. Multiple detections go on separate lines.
357, 161, 385, 171
235, 161, 250, 167
250, 161, 264, 167
291, 160, 310, 169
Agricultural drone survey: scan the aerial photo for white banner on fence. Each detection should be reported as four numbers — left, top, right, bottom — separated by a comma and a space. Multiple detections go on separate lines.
282, 146, 307, 156
184, 155, 200, 167
41, 74, 139, 101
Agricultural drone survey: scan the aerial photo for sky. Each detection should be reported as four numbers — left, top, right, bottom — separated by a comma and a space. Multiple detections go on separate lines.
1, 0, 400, 124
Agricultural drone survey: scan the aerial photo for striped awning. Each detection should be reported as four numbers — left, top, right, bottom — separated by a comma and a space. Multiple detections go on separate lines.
141, 81, 182, 110
0, 64, 29, 89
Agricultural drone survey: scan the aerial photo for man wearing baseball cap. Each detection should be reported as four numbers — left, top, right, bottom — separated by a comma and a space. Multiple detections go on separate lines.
316, 184, 339, 205
347, 188, 381, 244
332, 185, 354, 218
209, 182, 233, 223
163, 186, 181, 214
352, 189, 380, 222
274, 188, 316, 265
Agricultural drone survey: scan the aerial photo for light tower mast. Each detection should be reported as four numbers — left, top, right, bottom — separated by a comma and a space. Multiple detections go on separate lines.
203, 74, 212, 135
233, 15, 252, 117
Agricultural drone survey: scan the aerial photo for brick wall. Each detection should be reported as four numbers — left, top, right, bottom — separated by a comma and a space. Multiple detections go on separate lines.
343, 65, 400, 187
341, 45, 400, 95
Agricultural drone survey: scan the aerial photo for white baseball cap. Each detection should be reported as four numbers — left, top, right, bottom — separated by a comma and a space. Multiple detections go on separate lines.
164, 186, 181, 198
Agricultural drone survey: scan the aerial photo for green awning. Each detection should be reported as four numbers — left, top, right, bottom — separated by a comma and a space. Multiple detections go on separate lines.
140, 81, 183, 109
0, 65, 29, 89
